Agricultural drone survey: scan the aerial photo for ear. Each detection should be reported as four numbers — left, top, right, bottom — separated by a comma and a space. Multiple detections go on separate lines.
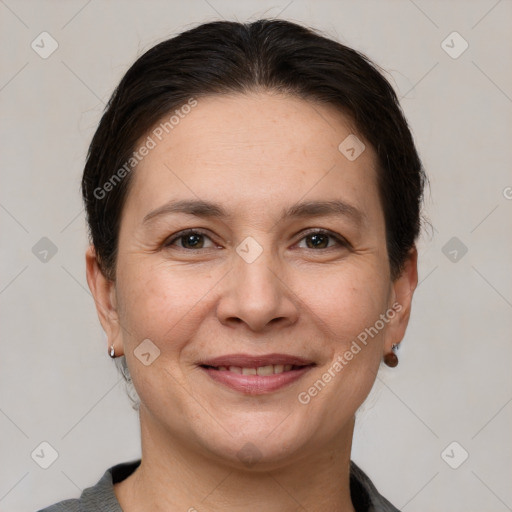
85, 245, 124, 356
383, 246, 419, 354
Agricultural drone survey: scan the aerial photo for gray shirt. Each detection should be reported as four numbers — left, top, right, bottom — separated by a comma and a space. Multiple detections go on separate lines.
37, 459, 400, 511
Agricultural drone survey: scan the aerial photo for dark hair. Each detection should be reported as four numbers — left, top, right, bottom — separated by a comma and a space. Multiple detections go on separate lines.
82, 19, 426, 280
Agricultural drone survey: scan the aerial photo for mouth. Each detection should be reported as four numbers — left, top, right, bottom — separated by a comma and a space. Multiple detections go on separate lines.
200, 363, 310, 375
197, 353, 316, 395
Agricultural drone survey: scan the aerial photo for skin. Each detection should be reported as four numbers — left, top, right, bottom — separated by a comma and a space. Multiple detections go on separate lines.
86, 91, 418, 511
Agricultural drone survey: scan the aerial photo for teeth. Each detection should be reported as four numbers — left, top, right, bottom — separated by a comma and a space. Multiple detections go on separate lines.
256, 365, 274, 376
214, 364, 301, 374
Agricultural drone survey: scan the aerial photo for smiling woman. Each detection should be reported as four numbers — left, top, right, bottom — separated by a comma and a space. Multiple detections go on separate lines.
38, 18, 425, 512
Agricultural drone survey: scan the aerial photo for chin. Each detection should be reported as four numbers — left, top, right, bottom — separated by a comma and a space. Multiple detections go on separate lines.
191, 413, 314, 470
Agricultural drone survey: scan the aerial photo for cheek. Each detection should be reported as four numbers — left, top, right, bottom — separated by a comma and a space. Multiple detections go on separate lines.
294, 268, 389, 423
116, 260, 216, 346
298, 262, 390, 343
116, 251, 391, 352
113, 262, 214, 410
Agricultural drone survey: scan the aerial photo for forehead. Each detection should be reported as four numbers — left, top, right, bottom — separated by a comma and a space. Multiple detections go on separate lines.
125, 92, 382, 225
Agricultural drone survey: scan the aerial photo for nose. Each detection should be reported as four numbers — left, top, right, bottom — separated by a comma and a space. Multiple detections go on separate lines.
216, 245, 299, 333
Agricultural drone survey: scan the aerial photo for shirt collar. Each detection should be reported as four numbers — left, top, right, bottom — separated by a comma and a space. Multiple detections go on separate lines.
80, 459, 400, 512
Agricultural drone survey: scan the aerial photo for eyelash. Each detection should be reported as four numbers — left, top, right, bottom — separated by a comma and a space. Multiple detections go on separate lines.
163, 228, 350, 251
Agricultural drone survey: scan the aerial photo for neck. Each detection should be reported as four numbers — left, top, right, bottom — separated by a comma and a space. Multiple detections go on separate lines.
114, 407, 357, 512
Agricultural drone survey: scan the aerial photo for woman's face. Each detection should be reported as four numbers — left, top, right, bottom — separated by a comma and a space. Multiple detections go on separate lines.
89, 92, 417, 469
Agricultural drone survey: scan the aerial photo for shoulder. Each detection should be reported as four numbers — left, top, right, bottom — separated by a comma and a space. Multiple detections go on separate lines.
35, 459, 141, 512
350, 461, 401, 512
36, 498, 81, 512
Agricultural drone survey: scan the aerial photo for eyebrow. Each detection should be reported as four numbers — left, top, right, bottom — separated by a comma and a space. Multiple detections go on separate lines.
142, 199, 366, 227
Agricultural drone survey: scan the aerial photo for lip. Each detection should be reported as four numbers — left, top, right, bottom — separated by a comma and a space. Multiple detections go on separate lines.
200, 365, 314, 394
198, 353, 314, 368
197, 353, 315, 395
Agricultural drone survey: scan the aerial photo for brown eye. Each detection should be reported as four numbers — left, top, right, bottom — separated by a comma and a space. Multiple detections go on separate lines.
297, 230, 349, 250
305, 233, 330, 249
165, 230, 215, 250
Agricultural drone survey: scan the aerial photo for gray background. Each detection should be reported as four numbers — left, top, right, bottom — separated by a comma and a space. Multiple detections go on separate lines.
1, 0, 511, 511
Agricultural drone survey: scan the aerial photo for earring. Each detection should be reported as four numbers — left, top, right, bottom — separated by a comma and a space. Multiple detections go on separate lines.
109, 344, 116, 358
384, 343, 399, 368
